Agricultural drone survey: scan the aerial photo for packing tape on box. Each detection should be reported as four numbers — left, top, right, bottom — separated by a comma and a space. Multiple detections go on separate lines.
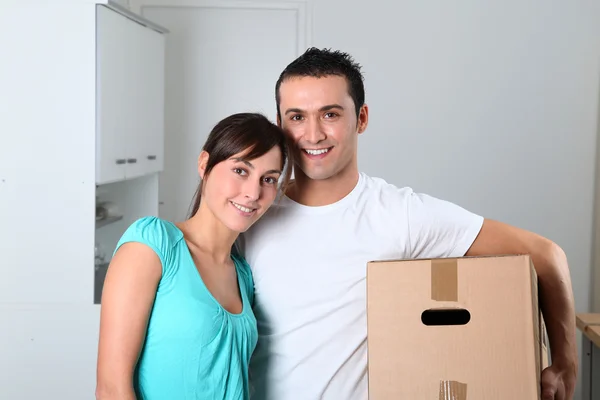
439, 380, 467, 400
431, 259, 458, 301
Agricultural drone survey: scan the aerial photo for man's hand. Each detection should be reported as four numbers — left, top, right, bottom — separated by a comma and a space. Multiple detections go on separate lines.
541, 364, 577, 400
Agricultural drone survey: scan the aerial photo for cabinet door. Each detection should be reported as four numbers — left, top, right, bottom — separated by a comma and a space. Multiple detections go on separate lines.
131, 24, 165, 176
96, 6, 133, 184
119, 10, 147, 180
96, 6, 165, 184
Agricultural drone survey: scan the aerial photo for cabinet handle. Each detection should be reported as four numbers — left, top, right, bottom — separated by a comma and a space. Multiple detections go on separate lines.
116, 159, 126, 165
127, 158, 137, 164
147, 155, 157, 160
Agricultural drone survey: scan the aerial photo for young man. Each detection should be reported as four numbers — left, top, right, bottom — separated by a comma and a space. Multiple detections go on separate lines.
237, 48, 577, 400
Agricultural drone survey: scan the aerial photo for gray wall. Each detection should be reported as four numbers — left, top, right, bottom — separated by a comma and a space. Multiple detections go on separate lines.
309, 2, 600, 399
310, 1, 599, 309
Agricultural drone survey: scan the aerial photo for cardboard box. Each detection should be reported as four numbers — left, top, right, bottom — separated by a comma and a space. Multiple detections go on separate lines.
366, 254, 549, 399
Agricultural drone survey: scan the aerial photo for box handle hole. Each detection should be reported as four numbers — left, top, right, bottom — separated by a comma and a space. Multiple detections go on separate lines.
421, 308, 471, 326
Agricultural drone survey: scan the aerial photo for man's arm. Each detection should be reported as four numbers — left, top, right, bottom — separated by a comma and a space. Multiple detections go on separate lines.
465, 218, 577, 399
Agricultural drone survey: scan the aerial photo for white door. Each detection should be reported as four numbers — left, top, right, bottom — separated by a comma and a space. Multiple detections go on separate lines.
130, 0, 308, 222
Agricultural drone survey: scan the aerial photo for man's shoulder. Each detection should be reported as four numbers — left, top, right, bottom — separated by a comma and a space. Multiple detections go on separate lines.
241, 200, 291, 237
358, 172, 416, 203
236, 200, 295, 261
359, 173, 473, 216
257, 200, 290, 222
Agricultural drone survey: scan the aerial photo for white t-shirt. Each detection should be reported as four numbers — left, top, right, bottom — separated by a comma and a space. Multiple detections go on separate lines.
236, 172, 484, 400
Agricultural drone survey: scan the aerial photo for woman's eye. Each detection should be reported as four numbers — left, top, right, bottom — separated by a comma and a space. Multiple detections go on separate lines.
263, 177, 277, 185
233, 168, 247, 175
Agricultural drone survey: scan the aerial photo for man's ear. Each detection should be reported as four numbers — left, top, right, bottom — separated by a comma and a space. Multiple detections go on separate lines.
357, 104, 369, 134
198, 150, 210, 179
276, 114, 282, 128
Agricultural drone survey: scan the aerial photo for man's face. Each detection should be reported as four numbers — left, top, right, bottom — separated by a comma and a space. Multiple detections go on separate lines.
278, 75, 367, 182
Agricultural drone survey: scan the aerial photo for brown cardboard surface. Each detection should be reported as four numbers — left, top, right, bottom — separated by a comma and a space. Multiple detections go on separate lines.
431, 259, 458, 301
367, 254, 548, 399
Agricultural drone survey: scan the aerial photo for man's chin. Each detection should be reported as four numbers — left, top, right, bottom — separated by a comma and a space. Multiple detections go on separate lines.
303, 171, 336, 182
295, 163, 344, 182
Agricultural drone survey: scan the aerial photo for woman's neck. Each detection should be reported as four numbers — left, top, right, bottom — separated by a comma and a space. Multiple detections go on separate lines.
178, 202, 237, 265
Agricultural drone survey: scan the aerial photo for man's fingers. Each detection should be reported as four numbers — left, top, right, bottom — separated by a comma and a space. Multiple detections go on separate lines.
554, 383, 567, 400
541, 388, 556, 400
541, 368, 558, 400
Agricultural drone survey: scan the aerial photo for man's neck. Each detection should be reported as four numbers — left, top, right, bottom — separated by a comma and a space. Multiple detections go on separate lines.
286, 168, 359, 207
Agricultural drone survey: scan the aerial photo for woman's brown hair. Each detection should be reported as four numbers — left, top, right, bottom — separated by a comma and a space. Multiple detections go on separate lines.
188, 112, 294, 218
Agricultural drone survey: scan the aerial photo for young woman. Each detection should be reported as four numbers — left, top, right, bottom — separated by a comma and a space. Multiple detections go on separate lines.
95, 113, 293, 400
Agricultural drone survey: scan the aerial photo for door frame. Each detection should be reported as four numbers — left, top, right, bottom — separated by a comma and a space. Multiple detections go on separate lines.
593, 80, 600, 312
128, 0, 312, 56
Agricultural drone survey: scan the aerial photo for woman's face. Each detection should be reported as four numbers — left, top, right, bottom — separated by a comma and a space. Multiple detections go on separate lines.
199, 146, 283, 233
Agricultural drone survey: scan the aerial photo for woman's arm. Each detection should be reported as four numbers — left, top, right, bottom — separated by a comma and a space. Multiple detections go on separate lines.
95, 242, 162, 400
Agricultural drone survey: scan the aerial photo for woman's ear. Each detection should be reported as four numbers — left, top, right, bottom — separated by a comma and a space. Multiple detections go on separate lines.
198, 150, 210, 179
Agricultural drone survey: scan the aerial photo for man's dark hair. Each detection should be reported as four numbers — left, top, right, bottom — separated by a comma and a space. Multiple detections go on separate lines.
275, 48, 365, 121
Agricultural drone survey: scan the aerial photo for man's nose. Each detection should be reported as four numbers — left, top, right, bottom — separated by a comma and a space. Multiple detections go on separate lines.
304, 119, 326, 144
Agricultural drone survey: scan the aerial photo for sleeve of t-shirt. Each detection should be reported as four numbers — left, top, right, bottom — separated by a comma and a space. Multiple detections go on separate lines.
113, 216, 174, 278
407, 191, 484, 259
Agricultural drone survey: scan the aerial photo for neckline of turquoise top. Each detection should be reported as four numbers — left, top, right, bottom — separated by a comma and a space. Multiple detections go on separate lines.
166, 220, 251, 319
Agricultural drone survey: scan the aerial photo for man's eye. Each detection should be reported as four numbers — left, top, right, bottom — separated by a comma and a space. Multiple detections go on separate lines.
290, 115, 303, 121
324, 112, 337, 118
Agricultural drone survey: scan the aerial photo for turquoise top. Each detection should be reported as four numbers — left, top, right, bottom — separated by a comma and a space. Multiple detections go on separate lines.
113, 216, 258, 400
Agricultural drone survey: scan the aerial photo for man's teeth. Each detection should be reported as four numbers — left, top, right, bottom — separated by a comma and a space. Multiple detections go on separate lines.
232, 202, 253, 213
305, 148, 329, 155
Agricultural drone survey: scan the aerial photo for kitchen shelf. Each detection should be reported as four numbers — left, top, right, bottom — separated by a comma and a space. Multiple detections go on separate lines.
95, 215, 123, 229
94, 261, 109, 304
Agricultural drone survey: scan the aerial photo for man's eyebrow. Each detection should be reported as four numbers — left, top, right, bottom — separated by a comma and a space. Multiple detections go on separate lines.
284, 104, 345, 115
284, 108, 304, 115
319, 104, 344, 112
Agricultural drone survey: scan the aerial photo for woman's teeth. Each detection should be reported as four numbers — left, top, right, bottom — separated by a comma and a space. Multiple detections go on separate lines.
232, 202, 253, 213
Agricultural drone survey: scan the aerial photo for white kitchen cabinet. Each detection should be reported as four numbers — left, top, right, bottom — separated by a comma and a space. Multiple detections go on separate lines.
96, 4, 166, 185
133, 14, 166, 176
0, 0, 169, 305
0, 2, 167, 398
